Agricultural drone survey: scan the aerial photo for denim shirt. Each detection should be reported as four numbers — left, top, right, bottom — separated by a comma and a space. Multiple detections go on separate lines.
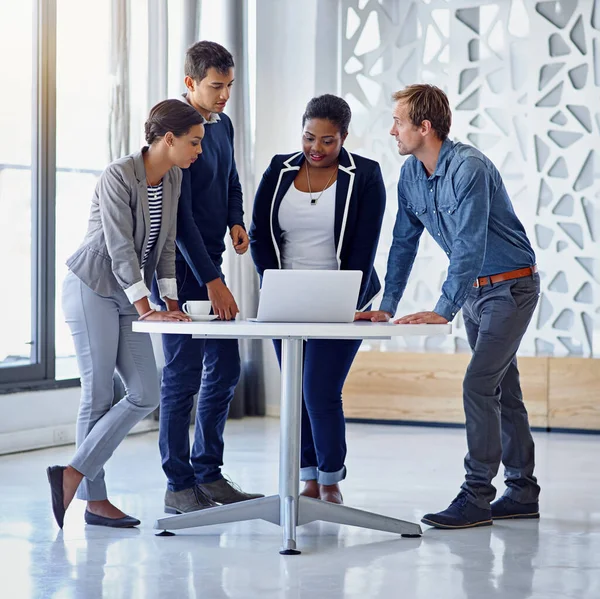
380, 139, 536, 321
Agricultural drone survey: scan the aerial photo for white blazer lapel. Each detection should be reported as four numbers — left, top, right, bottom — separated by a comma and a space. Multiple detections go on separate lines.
335, 150, 356, 266
269, 152, 302, 268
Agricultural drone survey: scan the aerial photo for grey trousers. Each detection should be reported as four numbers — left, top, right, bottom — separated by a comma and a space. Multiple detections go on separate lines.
460, 273, 541, 509
62, 271, 159, 501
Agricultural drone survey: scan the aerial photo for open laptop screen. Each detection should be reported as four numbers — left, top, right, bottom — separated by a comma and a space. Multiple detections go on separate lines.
254, 269, 362, 323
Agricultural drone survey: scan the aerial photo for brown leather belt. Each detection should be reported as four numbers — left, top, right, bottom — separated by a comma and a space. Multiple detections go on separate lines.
474, 265, 538, 288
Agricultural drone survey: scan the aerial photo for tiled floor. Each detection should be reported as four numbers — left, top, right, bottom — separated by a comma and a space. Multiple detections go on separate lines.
1, 417, 599, 598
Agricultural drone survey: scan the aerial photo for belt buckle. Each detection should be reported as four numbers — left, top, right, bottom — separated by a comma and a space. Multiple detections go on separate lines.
474, 278, 481, 288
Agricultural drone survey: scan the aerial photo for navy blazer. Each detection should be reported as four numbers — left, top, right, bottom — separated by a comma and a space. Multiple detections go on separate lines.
249, 147, 386, 311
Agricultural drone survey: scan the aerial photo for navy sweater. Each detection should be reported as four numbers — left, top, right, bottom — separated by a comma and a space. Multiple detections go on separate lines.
175, 112, 245, 286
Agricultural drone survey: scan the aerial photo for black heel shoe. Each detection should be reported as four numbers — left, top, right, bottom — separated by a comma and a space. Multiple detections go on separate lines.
46, 465, 67, 529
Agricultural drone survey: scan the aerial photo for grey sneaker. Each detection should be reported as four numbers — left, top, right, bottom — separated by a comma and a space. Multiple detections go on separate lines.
197, 477, 265, 504
164, 485, 218, 514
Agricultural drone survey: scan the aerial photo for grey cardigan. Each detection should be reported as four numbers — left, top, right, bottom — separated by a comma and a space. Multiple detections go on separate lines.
67, 149, 182, 303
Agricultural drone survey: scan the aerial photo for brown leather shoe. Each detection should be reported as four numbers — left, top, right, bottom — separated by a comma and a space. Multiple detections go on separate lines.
299, 480, 319, 499
319, 483, 343, 504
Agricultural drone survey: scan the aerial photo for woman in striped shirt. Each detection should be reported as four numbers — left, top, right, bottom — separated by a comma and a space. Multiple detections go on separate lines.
47, 100, 205, 529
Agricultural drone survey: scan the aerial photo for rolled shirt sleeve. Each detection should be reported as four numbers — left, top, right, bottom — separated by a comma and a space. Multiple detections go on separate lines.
123, 279, 151, 303
157, 277, 178, 301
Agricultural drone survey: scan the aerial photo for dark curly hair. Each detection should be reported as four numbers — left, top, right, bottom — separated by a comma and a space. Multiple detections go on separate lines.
144, 99, 205, 145
302, 94, 352, 137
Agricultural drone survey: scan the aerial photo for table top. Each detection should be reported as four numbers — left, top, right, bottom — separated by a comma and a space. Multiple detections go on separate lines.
133, 320, 451, 340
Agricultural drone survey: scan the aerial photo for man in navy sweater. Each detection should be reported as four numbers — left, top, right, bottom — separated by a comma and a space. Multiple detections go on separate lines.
157, 41, 263, 514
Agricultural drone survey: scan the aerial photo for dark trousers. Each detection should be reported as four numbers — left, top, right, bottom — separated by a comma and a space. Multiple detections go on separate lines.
156, 264, 240, 492
274, 338, 362, 485
460, 273, 541, 508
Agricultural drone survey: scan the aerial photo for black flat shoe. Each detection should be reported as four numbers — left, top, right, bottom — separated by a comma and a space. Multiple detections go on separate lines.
84, 510, 140, 528
46, 465, 67, 529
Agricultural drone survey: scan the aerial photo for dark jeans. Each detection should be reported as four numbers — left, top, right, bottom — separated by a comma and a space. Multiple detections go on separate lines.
156, 264, 241, 492
273, 338, 362, 485
460, 273, 541, 508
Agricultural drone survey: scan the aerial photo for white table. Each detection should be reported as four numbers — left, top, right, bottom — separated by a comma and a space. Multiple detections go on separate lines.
133, 320, 451, 554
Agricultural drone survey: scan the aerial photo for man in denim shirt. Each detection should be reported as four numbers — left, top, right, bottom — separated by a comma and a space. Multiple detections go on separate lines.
357, 85, 541, 529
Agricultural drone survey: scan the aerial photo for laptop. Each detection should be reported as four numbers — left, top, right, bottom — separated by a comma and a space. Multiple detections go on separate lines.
251, 269, 362, 323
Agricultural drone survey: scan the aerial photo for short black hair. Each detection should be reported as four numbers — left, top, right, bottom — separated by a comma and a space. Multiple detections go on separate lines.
185, 40, 234, 82
302, 94, 352, 137
144, 99, 205, 145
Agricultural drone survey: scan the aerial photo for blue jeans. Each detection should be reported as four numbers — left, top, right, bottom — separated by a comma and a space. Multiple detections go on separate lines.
157, 264, 241, 492
273, 338, 362, 485
460, 273, 541, 508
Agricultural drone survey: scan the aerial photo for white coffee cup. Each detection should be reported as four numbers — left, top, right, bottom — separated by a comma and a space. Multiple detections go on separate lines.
182, 300, 212, 317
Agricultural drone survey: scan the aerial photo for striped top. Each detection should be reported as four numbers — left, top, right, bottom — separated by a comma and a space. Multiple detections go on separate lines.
142, 182, 163, 267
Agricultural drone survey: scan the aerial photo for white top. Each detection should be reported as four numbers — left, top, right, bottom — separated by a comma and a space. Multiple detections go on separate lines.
142, 182, 163, 267
278, 182, 338, 270
133, 320, 452, 340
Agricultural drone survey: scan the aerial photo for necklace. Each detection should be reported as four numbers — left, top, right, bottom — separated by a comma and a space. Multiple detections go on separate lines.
146, 177, 163, 187
305, 164, 337, 206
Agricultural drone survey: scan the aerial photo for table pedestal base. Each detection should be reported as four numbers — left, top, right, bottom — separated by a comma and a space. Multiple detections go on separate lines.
154, 494, 422, 555
153, 336, 422, 553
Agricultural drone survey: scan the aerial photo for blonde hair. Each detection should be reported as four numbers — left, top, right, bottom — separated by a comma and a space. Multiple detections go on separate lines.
392, 84, 452, 141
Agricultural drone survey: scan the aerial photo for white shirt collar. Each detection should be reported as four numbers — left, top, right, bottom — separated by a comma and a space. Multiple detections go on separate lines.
182, 94, 220, 124
204, 112, 221, 124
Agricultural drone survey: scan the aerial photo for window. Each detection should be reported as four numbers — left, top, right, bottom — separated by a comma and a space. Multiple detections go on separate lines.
0, 0, 204, 388
0, 0, 41, 383
54, 0, 112, 379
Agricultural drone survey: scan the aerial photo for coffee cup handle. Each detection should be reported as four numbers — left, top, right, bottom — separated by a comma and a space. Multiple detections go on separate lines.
182, 302, 191, 316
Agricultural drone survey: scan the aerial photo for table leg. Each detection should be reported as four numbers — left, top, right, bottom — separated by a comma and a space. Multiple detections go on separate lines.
278, 337, 303, 555
297, 496, 422, 536
154, 495, 280, 532
153, 333, 422, 549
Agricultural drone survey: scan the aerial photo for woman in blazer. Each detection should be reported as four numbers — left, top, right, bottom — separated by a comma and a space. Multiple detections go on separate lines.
249, 95, 386, 503
47, 99, 204, 529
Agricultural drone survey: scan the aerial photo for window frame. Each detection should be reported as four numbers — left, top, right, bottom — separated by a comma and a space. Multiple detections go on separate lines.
0, 0, 61, 389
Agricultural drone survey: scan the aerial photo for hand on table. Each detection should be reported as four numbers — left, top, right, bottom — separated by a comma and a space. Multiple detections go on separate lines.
206, 278, 240, 321
354, 310, 392, 322
393, 311, 448, 325
146, 310, 191, 322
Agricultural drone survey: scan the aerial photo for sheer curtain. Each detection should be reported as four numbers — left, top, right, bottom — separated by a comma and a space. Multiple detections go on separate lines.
108, 0, 130, 161
199, 0, 264, 416
224, 1, 265, 417
147, 0, 168, 108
